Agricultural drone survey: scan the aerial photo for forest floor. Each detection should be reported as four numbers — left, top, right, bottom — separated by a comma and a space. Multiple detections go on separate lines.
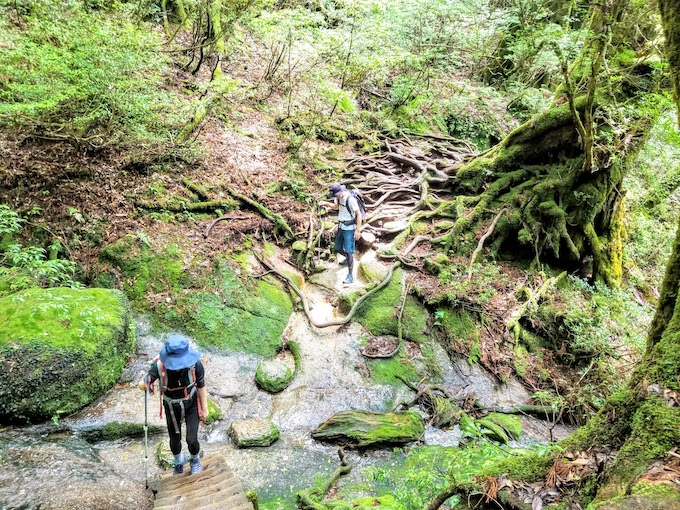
0, 50, 648, 430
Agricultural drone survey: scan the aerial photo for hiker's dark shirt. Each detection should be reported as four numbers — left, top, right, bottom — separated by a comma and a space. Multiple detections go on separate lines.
148, 359, 205, 400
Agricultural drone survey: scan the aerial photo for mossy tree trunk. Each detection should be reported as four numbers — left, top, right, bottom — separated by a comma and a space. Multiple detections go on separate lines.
444, 96, 649, 286
561, 3, 680, 502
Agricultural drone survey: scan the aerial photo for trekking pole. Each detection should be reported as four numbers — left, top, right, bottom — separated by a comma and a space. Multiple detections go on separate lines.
144, 388, 149, 490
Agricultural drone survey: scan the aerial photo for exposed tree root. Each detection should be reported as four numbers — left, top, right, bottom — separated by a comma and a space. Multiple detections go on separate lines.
297, 448, 351, 510
468, 208, 506, 279
333, 102, 648, 285
224, 187, 295, 239
507, 271, 567, 342
254, 252, 401, 328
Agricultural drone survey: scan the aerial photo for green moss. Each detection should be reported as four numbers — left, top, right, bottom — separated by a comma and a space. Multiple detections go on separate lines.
102, 237, 292, 357
0, 287, 133, 423
203, 400, 223, 425
631, 482, 680, 500
349, 495, 405, 509
423, 252, 450, 276
561, 388, 636, 452
484, 413, 522, 441
230, 419, 281, 448
255, 359, 294, 393
436, 307, 478, 353
357, 443, 553, 509
645, 328, 680, 390
367, 354, 418, 386
490, 451, 554, 480
600, 397, 680, 498
513, 344, 530, 377
475, 417, 509, 443
99, 235, 189, 304
356, 269, 428, 343
312, 410, 425, 447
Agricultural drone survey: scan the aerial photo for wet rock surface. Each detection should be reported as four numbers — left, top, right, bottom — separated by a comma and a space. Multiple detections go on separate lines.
0, 264, 573, 509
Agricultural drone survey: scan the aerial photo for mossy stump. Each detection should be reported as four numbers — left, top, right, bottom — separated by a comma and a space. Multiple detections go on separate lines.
312, 410, 425, 447
0, 287, 134, 424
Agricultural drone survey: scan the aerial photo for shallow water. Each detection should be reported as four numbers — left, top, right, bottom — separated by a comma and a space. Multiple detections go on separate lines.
0, 264, 572, 510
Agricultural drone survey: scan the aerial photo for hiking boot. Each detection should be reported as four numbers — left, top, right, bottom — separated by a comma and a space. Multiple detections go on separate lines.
190, 455, 203, 475
343, 274, 354, 284
173, 453, 186, 476
339, 258, 348, 266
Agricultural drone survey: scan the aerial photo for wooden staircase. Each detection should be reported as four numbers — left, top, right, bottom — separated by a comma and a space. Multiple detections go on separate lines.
153, 453, 253, 510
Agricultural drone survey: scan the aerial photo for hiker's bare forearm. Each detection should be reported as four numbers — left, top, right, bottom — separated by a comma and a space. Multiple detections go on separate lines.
355, 215, 362, 239
198, 387, 208, 418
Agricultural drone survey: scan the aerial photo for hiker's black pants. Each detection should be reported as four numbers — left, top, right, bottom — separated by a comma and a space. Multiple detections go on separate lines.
163, 393, 200, 456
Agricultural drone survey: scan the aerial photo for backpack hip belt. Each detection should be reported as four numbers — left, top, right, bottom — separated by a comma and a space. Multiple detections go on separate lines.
162, 388, 197, 434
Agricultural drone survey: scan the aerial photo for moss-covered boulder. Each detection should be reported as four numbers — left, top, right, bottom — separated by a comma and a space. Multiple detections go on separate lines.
79, 421, 163, 442
0, 287, 134, 423
359, 252, 389, 284
312, 410, 425, 447
229, 418, 280, 447
355, 268, 429, 343
255, 341, 300, 393
100, 236, 293, 357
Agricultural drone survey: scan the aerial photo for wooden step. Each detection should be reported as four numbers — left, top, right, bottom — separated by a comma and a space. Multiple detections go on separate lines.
155, 475, 241, 506
157, 464, 232, 492
152, 452, 252, 510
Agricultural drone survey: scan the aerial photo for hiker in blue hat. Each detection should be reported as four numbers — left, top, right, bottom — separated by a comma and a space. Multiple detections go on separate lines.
320, 182, 363, 284
139, 334, 208, 475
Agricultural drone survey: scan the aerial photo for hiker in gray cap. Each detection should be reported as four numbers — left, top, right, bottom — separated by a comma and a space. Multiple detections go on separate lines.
320, 182, 363, 284
139, 335, 208, 475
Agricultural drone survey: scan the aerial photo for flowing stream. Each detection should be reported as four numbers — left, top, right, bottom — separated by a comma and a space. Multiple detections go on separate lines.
0, 260, 572, 509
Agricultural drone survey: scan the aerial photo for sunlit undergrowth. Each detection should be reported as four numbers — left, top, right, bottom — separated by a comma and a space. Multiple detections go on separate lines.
235, 0, 527, 147
338, 442, 555, 509
0, 0, 187, 149
625, 110, 680, 294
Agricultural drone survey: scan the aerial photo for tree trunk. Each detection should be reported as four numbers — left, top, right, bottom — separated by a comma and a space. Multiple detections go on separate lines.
446, 97, 649, 286
560, 3, 680, 502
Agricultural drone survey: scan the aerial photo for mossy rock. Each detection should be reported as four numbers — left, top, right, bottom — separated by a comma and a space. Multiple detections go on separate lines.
423, 253, 450, 276
0, 287, 134, 424
102, 236, 292, 357
229, 418, 280, 447
359, 256, 390, 285
593, 494, 680, 510
355, 268, 429, 343
338, 288, 364, 315
99, 235, 190, 303
80, 421, 163, 442
255, 341, 300, 393
312, 410, 425, 447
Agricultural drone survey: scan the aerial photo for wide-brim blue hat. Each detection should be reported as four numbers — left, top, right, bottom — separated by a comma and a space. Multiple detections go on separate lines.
160, 334, 200, 370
